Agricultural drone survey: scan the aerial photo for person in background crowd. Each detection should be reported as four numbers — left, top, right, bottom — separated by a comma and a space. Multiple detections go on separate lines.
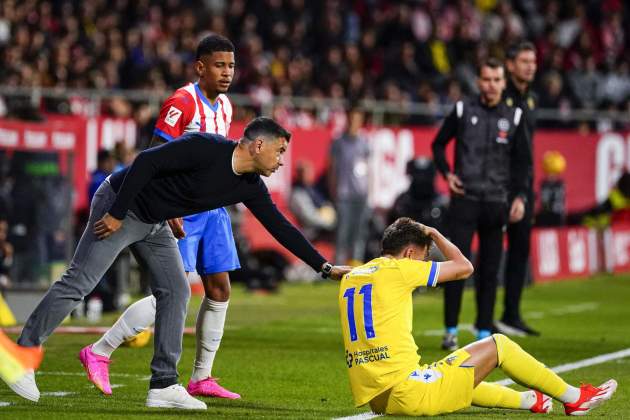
328, 107, 371, 266
289, 160, 336, 242
570, 171, 630, 229
536, 151, 567, 227
388, 157, 448, 233
0, 218, 13, 289
89, 150, 116, 204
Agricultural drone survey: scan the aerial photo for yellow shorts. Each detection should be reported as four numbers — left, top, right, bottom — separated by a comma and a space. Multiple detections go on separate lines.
370, 349, 475, 416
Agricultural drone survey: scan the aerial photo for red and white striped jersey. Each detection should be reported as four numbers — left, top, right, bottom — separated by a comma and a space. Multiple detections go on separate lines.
153, 82, 232, 141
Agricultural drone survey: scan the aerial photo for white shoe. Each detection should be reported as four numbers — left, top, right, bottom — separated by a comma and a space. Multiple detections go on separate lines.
8, 370, 40, 402
146, 384, 207, 410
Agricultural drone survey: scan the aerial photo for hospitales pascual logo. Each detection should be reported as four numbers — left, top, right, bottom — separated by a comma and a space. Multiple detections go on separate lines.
347, 346, 391, 368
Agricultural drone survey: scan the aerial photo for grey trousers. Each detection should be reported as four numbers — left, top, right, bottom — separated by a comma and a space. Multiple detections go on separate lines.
335, 198, 370, 265
18, 180, 190, 389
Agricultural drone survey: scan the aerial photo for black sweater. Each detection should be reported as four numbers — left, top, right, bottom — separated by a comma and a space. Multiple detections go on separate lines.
108, 133, 326, 271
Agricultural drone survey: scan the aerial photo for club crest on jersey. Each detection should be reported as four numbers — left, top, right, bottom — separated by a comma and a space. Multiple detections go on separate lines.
471, 116, 478, 125
497, 118, 510, 132
164, 106, 183, 127
409, 368, 442, 383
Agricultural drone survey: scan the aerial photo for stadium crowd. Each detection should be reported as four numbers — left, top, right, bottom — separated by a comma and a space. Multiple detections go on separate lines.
1, 0, 629, 127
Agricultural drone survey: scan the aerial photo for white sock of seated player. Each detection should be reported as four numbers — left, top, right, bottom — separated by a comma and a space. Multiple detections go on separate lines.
190, 298, 228, 382
91, 295, 157, 358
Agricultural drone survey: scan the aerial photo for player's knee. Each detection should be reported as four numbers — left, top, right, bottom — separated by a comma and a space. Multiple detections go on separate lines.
203, 273, 231, 301
492, 333, 519, 366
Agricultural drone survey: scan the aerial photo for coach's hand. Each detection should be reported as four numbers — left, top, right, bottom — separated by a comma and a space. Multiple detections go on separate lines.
167, 217, 186, 239
509, 197, 525, 223
329, 265, 353, 281
94, 213, 122, 240
446, 173, 465, 195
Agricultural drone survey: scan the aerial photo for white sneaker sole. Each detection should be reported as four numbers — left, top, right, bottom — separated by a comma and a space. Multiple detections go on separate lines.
569, 379, 618, 416
8, 379, 40, 402
146, 399, 207, 410
494, 321, 527, 337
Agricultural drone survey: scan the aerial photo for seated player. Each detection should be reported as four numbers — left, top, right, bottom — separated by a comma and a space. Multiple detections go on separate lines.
338, 217, 617, 416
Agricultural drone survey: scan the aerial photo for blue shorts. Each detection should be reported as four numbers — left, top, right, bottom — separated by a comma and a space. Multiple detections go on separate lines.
178, 207, 240, 275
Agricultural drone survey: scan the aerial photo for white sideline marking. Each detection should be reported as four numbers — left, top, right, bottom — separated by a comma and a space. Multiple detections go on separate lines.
38, 371, 147, 378
423, 324, 475, 336
0, 402, 12, 407
422, 302, 600, 336
332, 347, 630, 420
41, 391, 76, 397
39, 371, 151, 382
333, 413, 382, 420
494, 347, 630, 386
110, 384, 125, 389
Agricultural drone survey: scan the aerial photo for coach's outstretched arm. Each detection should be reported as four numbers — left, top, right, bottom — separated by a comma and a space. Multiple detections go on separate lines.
422, 225, 474, 283
244, 181, 351, 280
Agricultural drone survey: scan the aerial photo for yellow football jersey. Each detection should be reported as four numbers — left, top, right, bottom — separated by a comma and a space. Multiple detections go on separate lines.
338, 257, 440, 407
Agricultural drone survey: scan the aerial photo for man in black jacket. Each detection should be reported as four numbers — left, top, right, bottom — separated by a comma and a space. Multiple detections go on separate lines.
9, 117, 351, 409
498, 41, 540, 337
432, 58, 530, 351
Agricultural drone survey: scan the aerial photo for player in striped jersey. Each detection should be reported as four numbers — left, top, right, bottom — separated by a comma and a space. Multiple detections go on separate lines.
80, 35, 241, 399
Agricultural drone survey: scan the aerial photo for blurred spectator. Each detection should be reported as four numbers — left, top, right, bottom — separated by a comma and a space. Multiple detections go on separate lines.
112, 141, 135, 170
289, 160, 336, 242
536, 151, 567, 227
88, 150, 116, 203
328, 107, 370, 265
0, 0, 628, 121
388, 157, 448, 233
571, 171, 630, 229
0, 218, 13, 289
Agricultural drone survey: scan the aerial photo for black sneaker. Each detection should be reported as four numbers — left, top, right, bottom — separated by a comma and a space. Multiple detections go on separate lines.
441, 333, 458, 351
496, 319, 541, 337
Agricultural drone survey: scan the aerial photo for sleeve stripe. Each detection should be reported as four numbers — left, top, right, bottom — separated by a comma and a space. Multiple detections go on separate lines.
514, 107, 523, 125
456, 101, 463, 118
428, 262, 440, 287
153, 128, 174, 142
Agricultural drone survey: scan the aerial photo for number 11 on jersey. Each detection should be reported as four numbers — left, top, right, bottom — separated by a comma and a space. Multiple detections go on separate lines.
343, 284, 376, 342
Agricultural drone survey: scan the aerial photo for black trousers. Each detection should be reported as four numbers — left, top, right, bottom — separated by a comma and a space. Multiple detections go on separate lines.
502, 191, 534, 322
443, 197, 508, 331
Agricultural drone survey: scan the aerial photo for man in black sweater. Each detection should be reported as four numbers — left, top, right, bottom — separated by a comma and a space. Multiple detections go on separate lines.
10, 117, 350, 409
432, 58, 531, 351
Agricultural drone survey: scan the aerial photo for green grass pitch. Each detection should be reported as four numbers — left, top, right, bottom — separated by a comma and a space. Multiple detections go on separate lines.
1, 274, 629, 419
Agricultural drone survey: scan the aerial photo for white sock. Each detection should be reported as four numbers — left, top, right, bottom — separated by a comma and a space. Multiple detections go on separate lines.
92, 295, 157, 358
519, 390, 537, 409
190, 298, 228, 382
559, 385, 581, 404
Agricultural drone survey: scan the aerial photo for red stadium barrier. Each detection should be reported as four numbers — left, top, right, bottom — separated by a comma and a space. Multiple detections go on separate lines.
0, 115, 136, 210
3, 116, 630, 281
530, 227, 600, 282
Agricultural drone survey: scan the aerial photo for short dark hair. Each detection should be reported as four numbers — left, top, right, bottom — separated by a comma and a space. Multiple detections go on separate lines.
97, 149, 112, 164
506, 41, 536, 60
243, 117, 292, 143
196, 34, 235, 59
478, 57, 504, 76
381, 217, 433, 256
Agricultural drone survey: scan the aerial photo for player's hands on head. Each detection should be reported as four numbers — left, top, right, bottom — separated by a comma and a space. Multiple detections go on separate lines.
167, 217, 186, 239
446, 173, 465, 195
419, 223, 438, 238
329, 265, 353, 281
94, 213, 122, 240
509, 197, 525, 223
